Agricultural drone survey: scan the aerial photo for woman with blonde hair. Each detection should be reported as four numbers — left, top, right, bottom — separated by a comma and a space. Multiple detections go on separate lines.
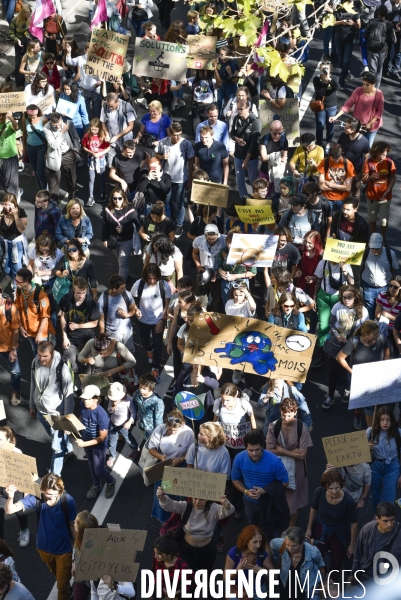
0, 193, 27, 287
8, 3, 31, 88
55, 199, 94, 255
135, 100, 172, 145
19, 40, 45, 86
72, 510, 98, 600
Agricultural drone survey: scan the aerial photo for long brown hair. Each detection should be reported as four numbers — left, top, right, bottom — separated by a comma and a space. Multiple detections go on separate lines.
107, 186, 128, 211
371, 405, 400, 444
272, 292, 299, 316
74, 511, 98, 550
338, 284, 364, 320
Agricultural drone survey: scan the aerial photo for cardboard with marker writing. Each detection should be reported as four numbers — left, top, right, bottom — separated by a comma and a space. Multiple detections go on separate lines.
85, 27, 130, 83
322, 431, 371, 467
235, 205, 275, 225
75, 528, 147, 582
144, 458, 173, 486
187, 35, 216, 70
133, 38, 188, 81
323, 238, 366, 266
44, 414, 85, 439
162, 466, 226, 502
0, 91, 26, 112
0, 448, 40, 496
226, 233, 279, 267
36, 93, 55, 114
191, 180, 229, 208
183, 313, 316, 382
259, 98, 300, 147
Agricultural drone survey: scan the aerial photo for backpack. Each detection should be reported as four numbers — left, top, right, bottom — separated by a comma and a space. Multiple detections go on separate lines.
134, 279, 166, 307
32, 355, 74, 399
281, 207, 316, 230
263, 130, 288, 151
366, 20, 387, 52
35, 490, 71, 532
361, 244, 392, 272
321, 260, 344, 292
17, 286, 42, 314
159, 502, 193, 540
102, 290, 131, 322
4, 298, 13, 324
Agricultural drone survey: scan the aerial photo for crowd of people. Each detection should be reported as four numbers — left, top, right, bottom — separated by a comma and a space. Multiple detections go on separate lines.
0, 0, 399, 597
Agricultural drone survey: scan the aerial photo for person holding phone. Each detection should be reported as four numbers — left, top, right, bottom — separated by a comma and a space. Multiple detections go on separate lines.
312, 61, 339, 149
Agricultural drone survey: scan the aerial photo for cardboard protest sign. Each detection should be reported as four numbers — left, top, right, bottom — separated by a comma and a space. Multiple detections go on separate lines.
75, 528, 147, 582
262, 0, 287, 12
226, 233, 278, 267
246, 198, 272, 207
187, 35, 216, 70
45, 414, 85, 439
79, 374, 112, 396
162, 466, 226, 501
220, 421, 252, 450
36, 93, 55, 114
85, 27, 129, 83
259, 98, 300, 147
133, 38, 188, 81
323, 238, 366, 266
0, 91, 26, 112
144, 458, 173, 486
183, 313, 316, 382
191, 180, 229, 208
349, 360, 401, 409
0, 449, 40, 496
235, 205, 275, 225
322, 430, 371, 467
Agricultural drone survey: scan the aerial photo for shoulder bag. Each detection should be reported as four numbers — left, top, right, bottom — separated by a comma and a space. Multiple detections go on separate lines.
138, 437, 159, 486
310, 96, 325, 113
278, 429, 296, 490
52, 260, 72, 303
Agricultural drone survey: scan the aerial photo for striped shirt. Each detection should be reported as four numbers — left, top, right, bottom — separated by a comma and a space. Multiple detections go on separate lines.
376, 292, 401, 330
9, 18, 29, 42
79, 402, 109, 449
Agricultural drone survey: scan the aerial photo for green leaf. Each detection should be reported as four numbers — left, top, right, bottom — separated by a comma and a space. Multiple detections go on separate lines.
322, 13, 336, 27
270, 60, 290, 81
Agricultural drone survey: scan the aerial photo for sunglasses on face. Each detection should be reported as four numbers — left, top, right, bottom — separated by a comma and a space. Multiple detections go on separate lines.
113, 196, 123, 200
233, 281, 247, 289
68, 247, 78, 253
389, 284, 400, 289
45, 61, 55, 65
343, 294, 355, 300
167, 417, 182, 424
283, 304, 295, 308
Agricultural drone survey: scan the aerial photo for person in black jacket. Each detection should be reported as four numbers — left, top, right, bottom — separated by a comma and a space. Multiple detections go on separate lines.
136, 156, 172, 216
337, 118, 370, 197
303, 181, 332, 243
230, 101, 262, 201
312, 61, 339, 148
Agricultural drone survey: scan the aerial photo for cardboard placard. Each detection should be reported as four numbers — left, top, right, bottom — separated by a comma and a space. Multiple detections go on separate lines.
246, 198, 272, 207
322, 430, 371, 467
259, 98, 300, 147
0, 449, 40, 496
323, 238, 366, 266
144, 458, 173, 485
75, 528, 147, 582
44, 414, 85, 439
79, 374, 112, 396
235, 205, 275, 225
162, 466, 226, 501
36, 93, 55, 114
0, 91, 26, 112
349, 360, 401, 409
56, 98, 78, 118
191, 180, 229, 208
187, 35, 216, 70
85, 27, 130, 83
226, 233, 279, 267
183, 313, 316, 382
133, 38, 188, 81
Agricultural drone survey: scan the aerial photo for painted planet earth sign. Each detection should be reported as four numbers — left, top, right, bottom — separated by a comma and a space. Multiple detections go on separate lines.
175, 391, 204, 420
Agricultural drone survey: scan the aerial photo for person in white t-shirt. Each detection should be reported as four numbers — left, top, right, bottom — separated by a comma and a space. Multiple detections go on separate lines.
98, 274, 137, 351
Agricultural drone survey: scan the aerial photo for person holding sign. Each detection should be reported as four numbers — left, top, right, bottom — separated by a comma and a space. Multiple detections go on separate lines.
72, 510, 99, 600
58, 80, 89, 141
44, 112, 80, 204
25, 73, 55, 116
218, 228, 256, 304
0, 113, 21, 199
65, 42, 102, 119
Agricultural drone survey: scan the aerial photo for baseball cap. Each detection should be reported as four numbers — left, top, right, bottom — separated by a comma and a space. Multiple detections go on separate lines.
204, 224, 219, 236
108, 382, 126, 401
81, 385, 101, 399
289, 193, 308, 206
369, 233, 383, 248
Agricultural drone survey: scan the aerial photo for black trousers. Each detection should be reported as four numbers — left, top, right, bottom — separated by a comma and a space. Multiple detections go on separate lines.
46, 149, 77, 203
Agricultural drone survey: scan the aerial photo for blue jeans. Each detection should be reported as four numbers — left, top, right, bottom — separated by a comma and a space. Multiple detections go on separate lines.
243, 496, 260, 525
360, 29, 368, 67
3, 0, 16, 23
108, 422, 138, 458
336, 39, 354, 85
168, 181, 186, 227
362, 280, 387, 319
329, 199, 344, 211
217, 82, 238, 116
364, 130, 378, 147
26, 143, 47, 190
234, 156, 259, 198
130, 18, 147, 36
38, 410, 73, 476
3, 240, 24, 288
0, 351, 20, 391
370, 457, 400, 510
315, 105, 337, 147
323, 26, 336, 57
82, 89, 101, 119
85, 446, 114, 487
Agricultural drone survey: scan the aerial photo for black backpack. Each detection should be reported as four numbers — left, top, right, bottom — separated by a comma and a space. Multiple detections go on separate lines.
366, 20, 387, 52
102, 290, 131, 321
361, 244, 392, 272
17, 286, 42, 313
133, 279, 166, 307
31, 355, 74, 399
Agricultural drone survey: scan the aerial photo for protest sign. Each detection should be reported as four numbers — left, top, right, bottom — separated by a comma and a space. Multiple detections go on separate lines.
0, 449, 40, 496
191, 180, 229, 208
44, 414, 86, 439
162, 466, 226, 501
133, 38, 188, 81
79, 374, 112, 396
75, 528, 147, 582
235, 205, 275, 225
226, 233, 278, 267
0, 91, 26, 112
56, 98, 78, 118
175, 391, 205, 420
323, 238, 366, 266
246, 198, 272, 207
220, 422, 252, 449
183, 313, 316, 382
144, 458, 173, 486
322, 430, 371, 467
187, 35, 216, 70
349, 360, 401, 409
85, 27, 130, 83
36, 93, 55, 114
259, 98, 300, 147
262, 0, 287, 11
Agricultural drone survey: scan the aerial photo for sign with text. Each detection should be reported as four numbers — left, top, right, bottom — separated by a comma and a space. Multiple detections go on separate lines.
259, 98, 300, 147
44, 414, 85, 439
226, 233, 278, 267
183, 313, 316, 382
235, 204, 275, 225
36, 93, 55, 114
162, 466, 226, 501
0, 449, 40, 496
322, 430, 371, 467
85, 27, 130, 83
191, 180, 229, 208
0, 91, 26, 112
75, 528, 147, 582
220, 422, 252, 449
323, 238, 366, 266
133, 38, 188, 81
56, 98, 78, 118
349, 360, 401, 409
187, 35, 216, 70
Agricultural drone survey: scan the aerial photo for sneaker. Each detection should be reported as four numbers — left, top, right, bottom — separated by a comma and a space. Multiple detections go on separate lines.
325, 143, 331, 155
18, 161, 24, 172
10, 392, 20, 406
233, 510, 243, 520
216, 536, 226, 553
322, 396, 335, 409
100, 192, 108, 203
86, 484, 102, 499
105, 478, 116, 499
232, 370, 242, 384
174, 225, 183, 238
342, 390, 350, 403
388, 71, 401, 81
87, 197, 95, 207
106, 457, 115, 468
361, 66, 369, 75
243, 388, 253, 399
5, 73, 15, 82
17, 188, 23, 202
147, 350, 154, 364
353, 414, 362, 430
346, 73, 354, 80
18, 529, 30, 548
151, 368, 160, 384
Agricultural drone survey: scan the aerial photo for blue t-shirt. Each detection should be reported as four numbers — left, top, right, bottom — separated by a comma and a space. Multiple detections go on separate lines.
194, 140, 228, 183
186, 23, 200, 34
231, 449, 289, 504
140, 113, 172, 141
80, 402, 110, 449
21, 493, 76, 554
218, 59, 239, 83
228, 545, 268, 585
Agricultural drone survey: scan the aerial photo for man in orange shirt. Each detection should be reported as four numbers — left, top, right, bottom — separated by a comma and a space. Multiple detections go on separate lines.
15, 268, 55, 357
317, 143, 355, 211
362, 141, 396, 238
0, 288, 21, 405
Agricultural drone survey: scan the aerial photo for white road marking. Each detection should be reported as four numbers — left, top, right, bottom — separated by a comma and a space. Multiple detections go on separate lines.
299, 57, 323, 122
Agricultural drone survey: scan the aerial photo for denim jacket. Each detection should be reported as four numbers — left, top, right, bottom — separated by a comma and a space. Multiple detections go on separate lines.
269, 539, 325, 599
34, 202, 61, 239
55, 215, 94, 250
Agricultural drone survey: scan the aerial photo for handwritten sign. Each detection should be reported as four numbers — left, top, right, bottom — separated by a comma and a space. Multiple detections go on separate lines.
191, 180, 229, 208
36, 93, 55, 114
133, 38, 188, 81
183, 313, 316, 382
0, 449, 40, 496
259, 98, 300, 147
187, 35, 216, 70
235, 205, 275, 225
349, 360, 401, 409
323, 238, 366, 266
85, 27, 130, 83
246, 198, 272, 207
226, 233, 278, 267
162, 466, 226, 501
75, 528, 147, 582
0, 91, 26, 112
44, 414, 85, 439
322, 430, 371, 467
220, 422, 251, 449
79, 374, 112, 396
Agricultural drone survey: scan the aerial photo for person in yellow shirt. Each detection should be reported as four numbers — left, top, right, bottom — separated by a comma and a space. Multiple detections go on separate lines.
290, 133, 324, 184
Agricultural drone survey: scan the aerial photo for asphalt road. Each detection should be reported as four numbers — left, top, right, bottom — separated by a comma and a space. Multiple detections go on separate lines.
0, 2, 401, 599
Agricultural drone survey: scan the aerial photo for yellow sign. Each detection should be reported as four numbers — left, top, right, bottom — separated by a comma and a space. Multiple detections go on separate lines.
323, 238, 366, 265
235, 204, 275, 225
